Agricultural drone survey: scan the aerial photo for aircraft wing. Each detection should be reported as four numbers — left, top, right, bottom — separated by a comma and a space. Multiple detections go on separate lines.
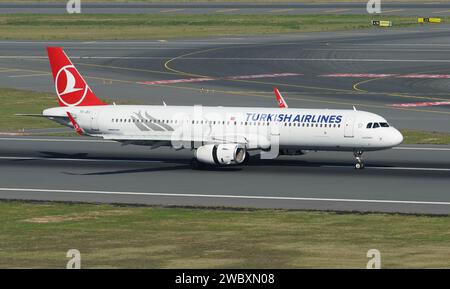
102, 133, 270, 150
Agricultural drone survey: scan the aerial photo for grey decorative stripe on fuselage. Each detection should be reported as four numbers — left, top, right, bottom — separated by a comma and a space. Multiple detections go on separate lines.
130, 111, 174, 132
144, 111, 174, 131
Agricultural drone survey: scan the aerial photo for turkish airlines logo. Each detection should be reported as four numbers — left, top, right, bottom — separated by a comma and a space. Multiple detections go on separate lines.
55, 65, 88, 106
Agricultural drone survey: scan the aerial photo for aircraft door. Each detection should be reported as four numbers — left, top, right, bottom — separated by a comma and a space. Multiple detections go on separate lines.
344, 115, 354, 138
90, 110, 100, 131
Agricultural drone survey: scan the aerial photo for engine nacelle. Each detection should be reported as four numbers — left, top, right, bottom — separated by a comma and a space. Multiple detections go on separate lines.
195, 144, 247, 165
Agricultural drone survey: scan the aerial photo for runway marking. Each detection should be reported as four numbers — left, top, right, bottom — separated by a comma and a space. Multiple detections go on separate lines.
7, 55, 450, 64
324, 9, 352, 13
382, 9, 405, 13
8, 73, 50, 78
1, 155, 450, 172
323, 73, 450, 79
399, 74, 450, 79
269, 9, 294, 13
390, 101, 450, 107
393, 147, 450, 151
138, 73, 301, 85
325, 165, 450, 172
432, 9, 450, 14
322, 73, 396, 78
0, 187, 449, 206
0, 156, 163, 163
159, 8, 184, 13
215, 8, 239, 13
2, 138, 449, 152
353, 44, 450, 47
0, 137, 113, 143
227, 73, 302, 80
308, 48, 450, 52
138, 77, 215, 85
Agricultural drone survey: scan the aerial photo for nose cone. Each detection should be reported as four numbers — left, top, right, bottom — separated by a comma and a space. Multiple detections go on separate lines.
390, 129, 403, 147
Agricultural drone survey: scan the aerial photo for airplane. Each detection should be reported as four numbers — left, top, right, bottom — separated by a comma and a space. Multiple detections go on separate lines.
38, 47, 403, 170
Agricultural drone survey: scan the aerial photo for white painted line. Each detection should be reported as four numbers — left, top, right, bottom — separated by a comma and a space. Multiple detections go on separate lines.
6, 55, 450, 63
1, 138, 450, 152
1, 156, 449, 172
393, 147, 450, 151
269, 9, 294, 13
353, 44, 450, 47
390, 101, 450, 107
324, 8, 352, 13
324, 165, 450, 172
0, 187, 449, 206
0, 156, 163, 163
139, 77, 215, 85
368, 166, 450, 172
0, 137, 113, 143
382, 9, 405, 13
159, 8, 184, 13
215, 8, 239, 13
9, 73, 51, 78
227, 73, 302, 79
399, 74, 450, 79
321, 73, 396, 78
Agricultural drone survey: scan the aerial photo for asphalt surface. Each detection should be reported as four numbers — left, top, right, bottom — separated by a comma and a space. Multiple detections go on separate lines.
2, 2, 450, 15
0, 25, 450, 213
0, 136, 449, 214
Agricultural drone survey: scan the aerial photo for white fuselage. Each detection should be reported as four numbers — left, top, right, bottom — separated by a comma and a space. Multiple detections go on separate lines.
43, 105, 403, 153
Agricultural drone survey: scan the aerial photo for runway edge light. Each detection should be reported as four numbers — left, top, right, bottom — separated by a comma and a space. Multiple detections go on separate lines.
418, 17, 442, 24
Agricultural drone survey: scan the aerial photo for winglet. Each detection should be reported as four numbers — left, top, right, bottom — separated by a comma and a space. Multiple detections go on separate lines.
66, 112, 84, 135
274, 87, 288, 108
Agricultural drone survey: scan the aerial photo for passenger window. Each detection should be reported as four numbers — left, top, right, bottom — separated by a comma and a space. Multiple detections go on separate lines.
367, 123, 372, 129
373, 123, 380, 128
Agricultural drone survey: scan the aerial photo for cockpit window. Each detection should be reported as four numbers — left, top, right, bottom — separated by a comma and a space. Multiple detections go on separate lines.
373, 123, 380, 128
366, 123, 372, 129
380, 122, 389, 127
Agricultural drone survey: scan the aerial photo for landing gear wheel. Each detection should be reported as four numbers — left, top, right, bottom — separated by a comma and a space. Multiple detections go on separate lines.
190, 158, 204, 170
242, 151, 251, 164
353, 150, 365, 170
355, 162, 365, 170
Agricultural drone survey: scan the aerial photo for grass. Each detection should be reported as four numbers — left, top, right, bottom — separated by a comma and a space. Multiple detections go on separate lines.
0, 87, 136, 132
0, 14, 443, 40
401, 129, 450, 145
0, 88, 59, 132
2, 87, 450, 144
0, 200, 449, 268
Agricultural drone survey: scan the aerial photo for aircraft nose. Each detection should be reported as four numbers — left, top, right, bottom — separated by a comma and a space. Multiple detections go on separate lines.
391, 128, 403, 146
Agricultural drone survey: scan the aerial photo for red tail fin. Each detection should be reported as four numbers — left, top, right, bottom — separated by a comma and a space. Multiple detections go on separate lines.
47, 47, 106, 107
274, 87, 288, 109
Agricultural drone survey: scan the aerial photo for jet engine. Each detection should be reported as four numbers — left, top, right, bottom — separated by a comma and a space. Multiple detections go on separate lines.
195, 144, 247, 165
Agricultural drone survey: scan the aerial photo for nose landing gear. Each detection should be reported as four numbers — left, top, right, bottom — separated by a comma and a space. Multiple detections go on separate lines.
354, 150, 365, 170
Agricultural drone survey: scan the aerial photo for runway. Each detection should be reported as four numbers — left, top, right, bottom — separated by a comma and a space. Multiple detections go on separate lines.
0, 25, 450, 214
0, 136, 449, 214
2, 2, 450, 16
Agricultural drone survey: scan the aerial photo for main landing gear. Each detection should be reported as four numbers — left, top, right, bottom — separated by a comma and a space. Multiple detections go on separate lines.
353, 150, 365, 170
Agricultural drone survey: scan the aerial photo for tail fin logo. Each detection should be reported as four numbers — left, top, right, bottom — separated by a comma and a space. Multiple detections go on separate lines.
55, 65, 88, 107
